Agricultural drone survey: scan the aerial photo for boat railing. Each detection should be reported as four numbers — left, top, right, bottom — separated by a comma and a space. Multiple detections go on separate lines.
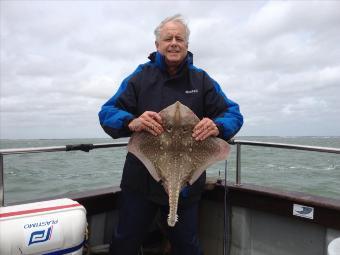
229, 139, 340, 186
1, 139, 340, 206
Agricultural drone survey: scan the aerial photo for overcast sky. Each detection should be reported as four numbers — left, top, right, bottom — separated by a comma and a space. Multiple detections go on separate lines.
1, 1, 340, 139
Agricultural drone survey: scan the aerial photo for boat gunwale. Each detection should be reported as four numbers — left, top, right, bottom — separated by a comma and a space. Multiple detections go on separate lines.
6, 179, 340, 230
205, 180, 340, 230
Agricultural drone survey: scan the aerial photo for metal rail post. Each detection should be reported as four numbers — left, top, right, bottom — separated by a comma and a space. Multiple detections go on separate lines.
236, 143, 241, 185
0, 155, 4, 206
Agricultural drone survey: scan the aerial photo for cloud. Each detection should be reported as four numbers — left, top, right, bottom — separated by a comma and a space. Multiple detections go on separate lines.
281, 97, 328, 115
247, 1, 340, 40
15, 54, 87, 77
78, 75, 118, 99
1, 1, 340, 138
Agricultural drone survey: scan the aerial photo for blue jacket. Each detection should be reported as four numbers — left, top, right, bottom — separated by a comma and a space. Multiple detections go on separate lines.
99, 51, 243, 205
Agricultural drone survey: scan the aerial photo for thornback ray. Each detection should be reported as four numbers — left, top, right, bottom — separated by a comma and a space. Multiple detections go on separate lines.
128, 101, 230, 227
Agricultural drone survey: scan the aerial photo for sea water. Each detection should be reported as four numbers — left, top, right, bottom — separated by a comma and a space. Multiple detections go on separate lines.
0, 136, 339, 204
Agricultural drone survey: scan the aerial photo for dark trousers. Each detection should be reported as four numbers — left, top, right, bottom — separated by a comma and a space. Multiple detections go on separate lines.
109, 190, 203, 255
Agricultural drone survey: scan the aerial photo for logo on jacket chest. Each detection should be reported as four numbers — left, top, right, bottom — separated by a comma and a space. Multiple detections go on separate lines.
185, 89, 199, 94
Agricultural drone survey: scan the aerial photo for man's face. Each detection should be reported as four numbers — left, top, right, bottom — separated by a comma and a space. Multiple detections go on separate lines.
156, 21, 188, 67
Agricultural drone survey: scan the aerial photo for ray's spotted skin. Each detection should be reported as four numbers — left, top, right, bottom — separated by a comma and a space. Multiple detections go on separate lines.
128, 101, 230, 227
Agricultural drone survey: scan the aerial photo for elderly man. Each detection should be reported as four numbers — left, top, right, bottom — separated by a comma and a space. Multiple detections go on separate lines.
99, 14, 243, 255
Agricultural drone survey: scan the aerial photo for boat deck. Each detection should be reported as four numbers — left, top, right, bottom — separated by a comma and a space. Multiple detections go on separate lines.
70, 180, 340, 255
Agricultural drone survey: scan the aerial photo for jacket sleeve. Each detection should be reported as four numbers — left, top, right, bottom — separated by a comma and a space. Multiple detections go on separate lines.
203, 72, 243, 141
98, 66, 143, 139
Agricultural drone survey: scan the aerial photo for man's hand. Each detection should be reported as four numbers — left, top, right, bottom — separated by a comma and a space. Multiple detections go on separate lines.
192, 117, 219, 141
128, 111, 164, 136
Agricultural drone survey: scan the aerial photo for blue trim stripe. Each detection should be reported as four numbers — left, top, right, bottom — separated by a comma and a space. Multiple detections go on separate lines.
42, 240, 85, 255
112, 65, 143, 102
99, 64, 144, 129
187, 67, 243, 139
155, 51, 166, 71
204, 72, 243, 139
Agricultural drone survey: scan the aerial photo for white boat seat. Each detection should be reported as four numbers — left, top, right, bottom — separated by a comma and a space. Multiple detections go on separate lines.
328, 237, 340, 255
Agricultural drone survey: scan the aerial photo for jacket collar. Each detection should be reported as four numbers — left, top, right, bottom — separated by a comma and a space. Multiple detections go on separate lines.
148, 51, 193, 72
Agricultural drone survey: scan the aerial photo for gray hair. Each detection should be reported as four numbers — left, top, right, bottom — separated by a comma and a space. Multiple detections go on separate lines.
154, 14, 190, 43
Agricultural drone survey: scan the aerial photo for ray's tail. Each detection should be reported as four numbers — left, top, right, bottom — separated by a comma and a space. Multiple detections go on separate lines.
167, 182, 181, 227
